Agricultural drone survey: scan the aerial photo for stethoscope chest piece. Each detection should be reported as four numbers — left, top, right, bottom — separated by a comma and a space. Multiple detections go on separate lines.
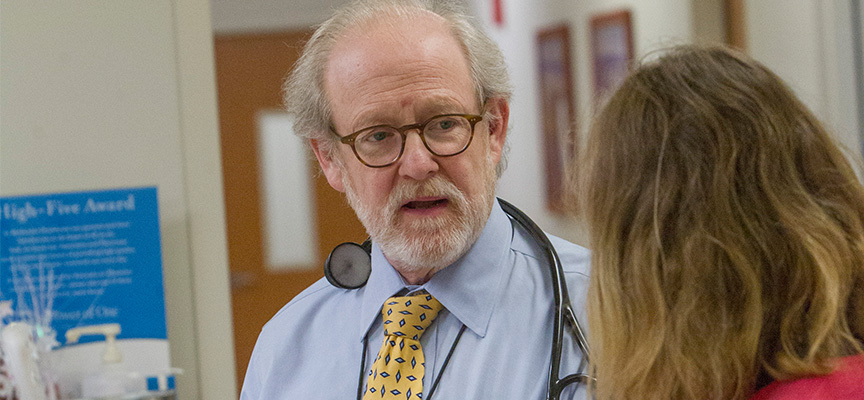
324, 240, 372, 289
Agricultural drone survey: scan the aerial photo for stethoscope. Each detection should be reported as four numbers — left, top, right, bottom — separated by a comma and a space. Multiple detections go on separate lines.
324, 198, 593, 400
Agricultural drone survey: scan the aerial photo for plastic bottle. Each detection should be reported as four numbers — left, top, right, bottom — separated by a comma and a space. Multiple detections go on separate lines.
0, 322, 47, 400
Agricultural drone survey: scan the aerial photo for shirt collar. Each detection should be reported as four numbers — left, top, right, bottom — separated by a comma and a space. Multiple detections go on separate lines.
358, 199, 513, 340
359, 242, 406, 340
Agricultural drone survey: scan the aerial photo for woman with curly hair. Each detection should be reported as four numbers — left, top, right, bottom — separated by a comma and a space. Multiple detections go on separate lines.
576, 45, 864, 399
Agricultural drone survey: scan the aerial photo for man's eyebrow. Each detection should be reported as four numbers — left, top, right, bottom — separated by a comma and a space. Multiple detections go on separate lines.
349, 97, 475, 131
352, 113, 399, 131
418, 99, 465, 115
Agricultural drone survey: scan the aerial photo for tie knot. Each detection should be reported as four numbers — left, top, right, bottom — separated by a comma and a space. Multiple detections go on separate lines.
381, 293, 443, 340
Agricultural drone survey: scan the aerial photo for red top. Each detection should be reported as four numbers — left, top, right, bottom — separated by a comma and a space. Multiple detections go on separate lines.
751, 355, 864, 400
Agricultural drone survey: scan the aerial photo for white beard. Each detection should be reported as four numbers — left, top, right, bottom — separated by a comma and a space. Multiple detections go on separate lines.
341, 155, 497, 276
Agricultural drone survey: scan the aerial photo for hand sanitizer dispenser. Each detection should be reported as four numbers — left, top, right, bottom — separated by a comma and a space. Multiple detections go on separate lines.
65, 323, 134, 398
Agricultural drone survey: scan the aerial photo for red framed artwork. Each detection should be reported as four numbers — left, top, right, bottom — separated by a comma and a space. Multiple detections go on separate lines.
590, 9, 634, 100
536, 25, 576, 212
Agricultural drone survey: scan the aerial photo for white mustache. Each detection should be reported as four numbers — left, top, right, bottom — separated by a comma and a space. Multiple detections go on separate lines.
386, 176, 466, 214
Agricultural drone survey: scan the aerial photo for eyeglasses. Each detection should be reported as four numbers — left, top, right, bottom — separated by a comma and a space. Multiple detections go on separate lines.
331, 113, 484, 168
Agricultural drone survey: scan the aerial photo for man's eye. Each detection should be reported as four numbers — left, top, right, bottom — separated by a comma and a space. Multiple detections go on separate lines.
437, 120, 455, 130
366, 131, 391, 142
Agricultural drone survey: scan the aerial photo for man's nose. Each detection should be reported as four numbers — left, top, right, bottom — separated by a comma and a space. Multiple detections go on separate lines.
398, 130, 439, 180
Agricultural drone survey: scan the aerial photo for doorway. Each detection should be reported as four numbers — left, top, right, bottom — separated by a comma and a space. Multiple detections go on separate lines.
214, 31, 367, 394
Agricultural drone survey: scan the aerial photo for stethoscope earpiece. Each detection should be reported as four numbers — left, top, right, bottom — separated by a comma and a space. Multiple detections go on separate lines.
324, 239, 372, 289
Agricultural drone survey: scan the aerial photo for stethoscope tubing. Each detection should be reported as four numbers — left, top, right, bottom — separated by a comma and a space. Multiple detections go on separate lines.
342, 198, 593, 399
497, 199, 593, 399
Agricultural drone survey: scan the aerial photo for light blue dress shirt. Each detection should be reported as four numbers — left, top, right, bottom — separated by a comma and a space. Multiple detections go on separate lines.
241, 200, 591, 399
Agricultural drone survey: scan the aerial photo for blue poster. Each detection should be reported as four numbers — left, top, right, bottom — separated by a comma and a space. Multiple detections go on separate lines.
0, 187, 166, 346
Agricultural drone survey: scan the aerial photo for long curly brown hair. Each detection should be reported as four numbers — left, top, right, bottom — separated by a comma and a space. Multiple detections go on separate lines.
576, 45, 864, 400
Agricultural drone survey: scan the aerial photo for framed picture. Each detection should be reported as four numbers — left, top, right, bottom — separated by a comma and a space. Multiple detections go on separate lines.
590, 9, 634, 100
536, 25, 576, 212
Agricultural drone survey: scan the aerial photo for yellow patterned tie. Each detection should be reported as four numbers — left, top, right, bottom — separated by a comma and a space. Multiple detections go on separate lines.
363, 293, 443, 400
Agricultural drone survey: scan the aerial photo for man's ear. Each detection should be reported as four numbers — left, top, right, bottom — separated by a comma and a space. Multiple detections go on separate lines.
485, 97, 509, 164
310, 139, 345, 193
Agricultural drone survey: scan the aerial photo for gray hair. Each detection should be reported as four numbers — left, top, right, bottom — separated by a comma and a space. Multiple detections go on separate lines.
283, 0, 512, 173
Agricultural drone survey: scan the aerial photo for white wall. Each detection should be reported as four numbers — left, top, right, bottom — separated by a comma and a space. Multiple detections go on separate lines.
857, 0, 864, 157
746, 0, 864, 171
467, 0, 694, 245
467, 0, 584, 244
0, 1, 235, 399
210, 0, 349, 33
463, 0, 864, 244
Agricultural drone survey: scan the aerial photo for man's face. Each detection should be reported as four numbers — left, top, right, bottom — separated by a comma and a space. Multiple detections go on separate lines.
313, 12, 508, 277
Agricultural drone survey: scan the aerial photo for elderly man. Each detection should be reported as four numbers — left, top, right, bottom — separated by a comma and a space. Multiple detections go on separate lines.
240, 1, 590, 399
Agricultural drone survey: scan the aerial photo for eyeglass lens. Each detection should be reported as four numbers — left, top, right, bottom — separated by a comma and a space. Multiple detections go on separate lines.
354, 115, 474, 166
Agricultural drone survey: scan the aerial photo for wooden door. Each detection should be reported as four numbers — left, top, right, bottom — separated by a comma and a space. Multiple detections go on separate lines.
724, 0, 746, 49
214, 31, 367, 395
